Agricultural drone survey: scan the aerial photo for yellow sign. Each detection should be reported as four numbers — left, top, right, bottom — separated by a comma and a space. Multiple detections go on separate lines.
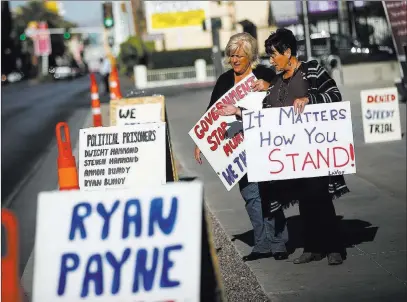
44, 1, 59, 14
151, 9, 206, 29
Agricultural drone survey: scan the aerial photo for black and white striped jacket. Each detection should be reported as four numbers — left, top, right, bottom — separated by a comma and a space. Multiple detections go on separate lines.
263, 60, 350, 214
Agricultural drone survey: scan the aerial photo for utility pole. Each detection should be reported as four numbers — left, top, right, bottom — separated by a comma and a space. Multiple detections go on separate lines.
130, 0, 142, 36
203, 18, 223, 78
301, 1, 312, 60
338, 0, 349, 47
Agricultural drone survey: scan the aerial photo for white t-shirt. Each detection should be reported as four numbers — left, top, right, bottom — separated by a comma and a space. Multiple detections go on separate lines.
100, 58, 111, 75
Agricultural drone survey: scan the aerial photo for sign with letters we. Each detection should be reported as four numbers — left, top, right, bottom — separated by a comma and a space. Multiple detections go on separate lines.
32, 181, 203, 302
243, 102, 357, 182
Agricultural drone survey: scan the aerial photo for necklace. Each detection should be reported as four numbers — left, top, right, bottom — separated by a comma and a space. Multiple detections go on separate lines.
277, 63, 299, 106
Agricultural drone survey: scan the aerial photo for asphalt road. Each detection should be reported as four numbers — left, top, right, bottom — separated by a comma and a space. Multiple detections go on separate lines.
1, 76, 98, 276
166, 81, 407, 301
1, 77, 93, 201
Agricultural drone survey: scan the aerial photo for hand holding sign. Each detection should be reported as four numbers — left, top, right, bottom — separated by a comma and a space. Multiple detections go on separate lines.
293, 97, 310, 114
251, 79, 270, 92
216, 103, 239, 117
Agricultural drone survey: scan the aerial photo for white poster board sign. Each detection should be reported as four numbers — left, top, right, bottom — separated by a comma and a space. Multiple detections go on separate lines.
32, 181, 203, 302
188, 73, 266, 190
79, 123, 166, 190
360, 87, 402, 143
243, 102, 356, 182
116, 103, 163, 126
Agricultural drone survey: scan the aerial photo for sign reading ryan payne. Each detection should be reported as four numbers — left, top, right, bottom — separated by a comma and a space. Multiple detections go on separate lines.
360, 87, 402, 143
32, 181, 203, 302
188, 73, 267, 191
79, 123, 166, 190
243, 102, 357, 182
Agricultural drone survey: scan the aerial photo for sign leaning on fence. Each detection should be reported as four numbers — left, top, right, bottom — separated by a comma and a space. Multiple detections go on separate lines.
189, 73, 266, 190
78, 123, 166, 190
242, 102, 356, 182
360, 87, 402, 143
32, 181, 203, 302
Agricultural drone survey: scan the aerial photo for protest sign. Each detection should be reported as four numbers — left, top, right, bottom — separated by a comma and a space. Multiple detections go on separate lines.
188, 73, 267, 190
115, 103, 163, 126
360, 87, 402, 143
242, 102, 356, 182
110, 96, 165, 126
32, 181, 203, 302
78, 123, 166, 190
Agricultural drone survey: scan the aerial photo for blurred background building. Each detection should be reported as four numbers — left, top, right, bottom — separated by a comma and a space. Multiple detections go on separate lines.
1, 1, 402, 85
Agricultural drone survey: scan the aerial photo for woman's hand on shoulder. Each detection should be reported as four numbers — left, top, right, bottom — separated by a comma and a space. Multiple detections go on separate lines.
251, 79, 270, 92
293, 97, 309, 114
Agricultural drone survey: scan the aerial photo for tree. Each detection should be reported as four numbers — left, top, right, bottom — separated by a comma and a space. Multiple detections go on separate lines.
12, 0, 77, 59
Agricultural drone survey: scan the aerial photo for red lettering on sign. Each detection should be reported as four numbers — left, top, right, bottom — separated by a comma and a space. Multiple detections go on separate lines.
268, 146, 351, 174
208, 122, 228, 151
367, 94, 396, 103
223, 132, 244, 157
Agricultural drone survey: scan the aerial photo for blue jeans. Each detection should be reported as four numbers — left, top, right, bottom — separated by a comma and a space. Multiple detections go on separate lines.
239, 180, 288, 253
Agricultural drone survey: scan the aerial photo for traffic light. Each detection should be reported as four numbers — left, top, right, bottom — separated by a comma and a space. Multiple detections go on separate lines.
63, 31, 71, 40
19, 33, 26, 41
102, 2, 114, 29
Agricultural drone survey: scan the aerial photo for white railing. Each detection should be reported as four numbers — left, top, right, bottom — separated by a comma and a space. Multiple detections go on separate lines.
134, 59, 216, 89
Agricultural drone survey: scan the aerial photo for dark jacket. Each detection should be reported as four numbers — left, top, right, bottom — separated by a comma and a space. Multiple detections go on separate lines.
263, 60, 350, 205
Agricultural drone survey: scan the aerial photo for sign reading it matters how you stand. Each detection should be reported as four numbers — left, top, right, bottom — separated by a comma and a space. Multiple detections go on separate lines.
32, 181, 203, 302
78, 123, 166, 190
242, 101, 357, 182
189, 73, 267, 190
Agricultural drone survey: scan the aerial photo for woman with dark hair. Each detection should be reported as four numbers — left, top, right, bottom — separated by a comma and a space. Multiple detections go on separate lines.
194, 32, 289, 261
216, 28, 349, 265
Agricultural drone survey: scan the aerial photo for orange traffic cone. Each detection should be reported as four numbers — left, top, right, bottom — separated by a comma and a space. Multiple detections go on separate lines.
2, 209, 22, 302
90, 73, 102, 127
56, 122, 79, 191
109, 66, 122, 100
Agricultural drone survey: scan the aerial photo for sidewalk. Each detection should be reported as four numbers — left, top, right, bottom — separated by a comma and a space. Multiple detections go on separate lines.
166, 81, 407, 301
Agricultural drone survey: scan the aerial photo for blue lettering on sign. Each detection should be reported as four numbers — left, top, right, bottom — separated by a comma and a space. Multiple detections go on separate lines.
58, 196, 183, 298
222, 164, 239, 186
122, 199, 142, 239
279, 107, 347, 125
304, 126, 338, 144
365, 109, 395, 120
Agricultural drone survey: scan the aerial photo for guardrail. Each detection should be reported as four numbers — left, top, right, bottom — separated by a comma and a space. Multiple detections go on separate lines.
134, 59, 216, 89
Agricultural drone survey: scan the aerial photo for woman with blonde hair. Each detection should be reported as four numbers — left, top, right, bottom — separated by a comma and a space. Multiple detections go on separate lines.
194, 32, 289, 261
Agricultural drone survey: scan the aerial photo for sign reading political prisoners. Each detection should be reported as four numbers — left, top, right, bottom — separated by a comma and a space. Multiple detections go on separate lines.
110, 96, 165, 126
78, 123, 166, 190
242, 102, 356, 182
189, 73, 267, 190
32, 182, 203, 302
360, 87, 402, 143
145, 1, 208, 32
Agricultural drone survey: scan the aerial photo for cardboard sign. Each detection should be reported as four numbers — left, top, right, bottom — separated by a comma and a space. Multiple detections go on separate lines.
188, 73, 267, 190
360, 87, 402, 143
115, 103, 163, 126
110, 96, 165, 126
78, 123, 166, 190
243, 102, 356, 182
32, 181, 203, 302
